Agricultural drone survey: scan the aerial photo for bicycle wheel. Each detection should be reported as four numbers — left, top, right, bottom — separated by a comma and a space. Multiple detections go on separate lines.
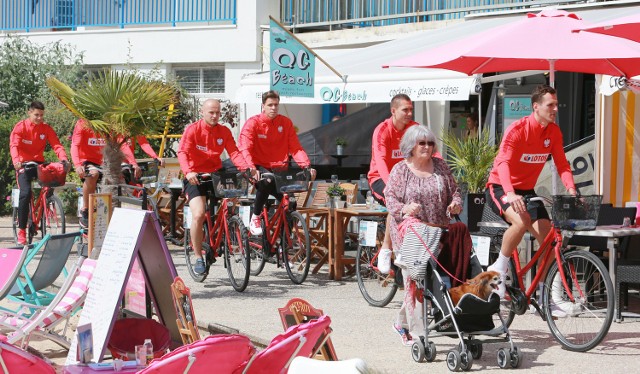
356, 223, 398, 307
542, 250, 613, 352
183, 225, 211, 282
42, 195, 65, 238
224, 216, 250, 292
249, 216, 270, 276
281, 211, 311, 284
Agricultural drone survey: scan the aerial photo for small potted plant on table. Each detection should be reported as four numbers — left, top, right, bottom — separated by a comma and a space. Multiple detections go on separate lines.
326, 184, 346, 209
335, 137, 348, 156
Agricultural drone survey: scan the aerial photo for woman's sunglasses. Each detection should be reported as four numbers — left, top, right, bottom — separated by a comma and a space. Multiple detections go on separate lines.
417, 140, 436, 147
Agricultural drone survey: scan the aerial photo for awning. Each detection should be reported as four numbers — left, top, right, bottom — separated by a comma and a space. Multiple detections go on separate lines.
237, 4, 640, 105
236, 16, 520, 104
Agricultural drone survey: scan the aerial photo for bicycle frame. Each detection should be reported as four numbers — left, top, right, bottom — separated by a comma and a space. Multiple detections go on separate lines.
510, 225, 580, 304
259, 193, 292, 250
199, 194, 235, 259
29, 185, 54, 232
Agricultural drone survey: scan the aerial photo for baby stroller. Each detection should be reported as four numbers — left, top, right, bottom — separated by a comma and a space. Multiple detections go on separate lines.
402, 224, 523, 371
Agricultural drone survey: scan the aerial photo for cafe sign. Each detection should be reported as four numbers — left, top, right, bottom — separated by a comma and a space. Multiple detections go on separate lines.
270, 18, 315, 98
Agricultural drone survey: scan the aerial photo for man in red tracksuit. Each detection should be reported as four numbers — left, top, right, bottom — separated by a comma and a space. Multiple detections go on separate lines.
239, 90, 316, 236
485, 85, 577, 303
368, 94, 418, 276
178, 99, 254, 274
10, 101, 70, 245
71, 119, 140, 228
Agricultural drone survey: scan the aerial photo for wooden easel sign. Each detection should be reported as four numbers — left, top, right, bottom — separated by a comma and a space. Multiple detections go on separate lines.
277, 298, 338, 361
88, 193, 112, 256
171, 276, 200, 344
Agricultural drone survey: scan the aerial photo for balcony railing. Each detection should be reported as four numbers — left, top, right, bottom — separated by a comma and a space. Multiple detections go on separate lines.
0, 0, 236, 32
281, 0, 600, 31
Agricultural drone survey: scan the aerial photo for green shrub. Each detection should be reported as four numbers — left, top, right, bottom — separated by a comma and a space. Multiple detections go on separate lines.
0, 113, 22, 215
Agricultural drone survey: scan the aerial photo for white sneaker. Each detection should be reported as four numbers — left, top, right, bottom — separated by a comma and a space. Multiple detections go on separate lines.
249, 214, 262, 236
550, 302, 582, 318
378, 248, 392, 274
487, 264, 506, 299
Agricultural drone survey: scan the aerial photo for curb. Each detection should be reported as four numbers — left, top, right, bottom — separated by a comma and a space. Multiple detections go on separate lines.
197, 320, 269, 349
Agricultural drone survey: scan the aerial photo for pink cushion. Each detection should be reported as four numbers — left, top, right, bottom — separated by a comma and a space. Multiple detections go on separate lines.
0, 340, 55, 373
139, 334, 255, 374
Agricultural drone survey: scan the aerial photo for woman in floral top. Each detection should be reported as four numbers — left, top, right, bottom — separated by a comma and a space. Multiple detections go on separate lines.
385, 124, 462, 346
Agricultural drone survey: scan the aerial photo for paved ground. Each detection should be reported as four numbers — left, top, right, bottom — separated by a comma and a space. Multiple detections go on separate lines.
1, 215, 640, 373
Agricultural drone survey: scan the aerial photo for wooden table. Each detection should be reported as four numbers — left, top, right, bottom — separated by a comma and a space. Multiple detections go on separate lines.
330, 207, 388, 280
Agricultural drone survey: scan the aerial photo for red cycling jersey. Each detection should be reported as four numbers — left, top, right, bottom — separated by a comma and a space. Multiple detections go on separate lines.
367, 117, 417, 185
70, 120, 137, 167
126, 136, 159, 159
10, 119, 68, 164
487, 113, 575, 192
238, 113, 310, 169
178, 119, 249, 174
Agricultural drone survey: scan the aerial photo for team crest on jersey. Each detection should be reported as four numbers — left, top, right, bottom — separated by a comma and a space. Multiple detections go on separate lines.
88, 138, 106, 146
278, 126, 283, 133
196, 145, 207, 151
39, 134, 45, 140
520, 153, 549, 163
543, 138, 551, 148
392, 149, 403, 159
217, 138, 223, 145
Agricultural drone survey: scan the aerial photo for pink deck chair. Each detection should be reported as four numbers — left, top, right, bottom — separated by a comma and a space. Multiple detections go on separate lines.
239, 315, 333, 374
0, 335, 55, 374
0, 247, 30, 301
1, 258, 97, 350
138, 334, 255, 374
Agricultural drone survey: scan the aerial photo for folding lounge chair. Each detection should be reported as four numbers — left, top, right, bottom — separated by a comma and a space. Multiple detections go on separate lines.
0, 247, 30, 302
240, 315, 333, 374
139, 334, 256, 374
8, 232, 81, 308
0, 336, 55, 374
1, 257, 97, 350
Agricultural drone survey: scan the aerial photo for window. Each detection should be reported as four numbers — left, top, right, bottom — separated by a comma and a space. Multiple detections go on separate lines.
174, 66, 225, 94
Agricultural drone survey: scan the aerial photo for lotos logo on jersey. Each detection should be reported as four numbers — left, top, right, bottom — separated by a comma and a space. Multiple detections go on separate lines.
258, 134, 267, 139
196, 145, 207, 151
543, 138, 551, 148
392, 149, 403, 159
217, 138, 223, 145
520, 153, 549, 163
88, 138, 106, 146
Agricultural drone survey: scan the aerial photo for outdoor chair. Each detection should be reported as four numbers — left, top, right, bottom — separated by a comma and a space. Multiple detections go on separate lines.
8, 232, 81, 308
138, 334, 256, 374
0, 246, 30, 302
240, 315, 333, 374
1, 257, 97, 350
0, 336, 55, 373
299, 183, 333, 274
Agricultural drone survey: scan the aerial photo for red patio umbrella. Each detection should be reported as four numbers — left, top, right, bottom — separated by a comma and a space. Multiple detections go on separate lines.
575, 12, 640, 43
386, 9, 640, 86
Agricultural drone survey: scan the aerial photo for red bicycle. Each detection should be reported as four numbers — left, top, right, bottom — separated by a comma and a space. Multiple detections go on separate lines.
248, 169, 311, 284
183, 171, 251, 292
12, 161, 66, 245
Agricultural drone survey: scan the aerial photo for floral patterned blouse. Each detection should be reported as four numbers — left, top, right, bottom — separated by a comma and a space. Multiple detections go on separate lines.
385, 158, 462, 250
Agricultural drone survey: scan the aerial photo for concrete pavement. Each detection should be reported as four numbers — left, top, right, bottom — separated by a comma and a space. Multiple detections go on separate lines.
1, 215, 639, 373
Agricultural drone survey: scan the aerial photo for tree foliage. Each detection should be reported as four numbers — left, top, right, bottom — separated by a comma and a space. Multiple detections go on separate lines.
0, 35, 84, 112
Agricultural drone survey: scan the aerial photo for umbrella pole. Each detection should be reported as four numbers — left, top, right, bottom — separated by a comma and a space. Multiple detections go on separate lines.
549, 59, 559, 194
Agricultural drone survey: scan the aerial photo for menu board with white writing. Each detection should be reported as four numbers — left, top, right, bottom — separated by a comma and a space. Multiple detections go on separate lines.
66, 209, 147, 365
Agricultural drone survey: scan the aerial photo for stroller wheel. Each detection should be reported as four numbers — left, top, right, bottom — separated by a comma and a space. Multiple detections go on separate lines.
460, 350, 474, 371
426, 341, 437, 362
496, 348, 509, 369
468, 343, 483, 359
411, 341, 426, 363
446, 350, 461, 372
509, 346, 523, 368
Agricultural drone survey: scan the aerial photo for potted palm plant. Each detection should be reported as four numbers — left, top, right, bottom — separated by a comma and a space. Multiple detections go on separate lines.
441, 130, 498, 231
335, 137, 348, 156
326, 183, 346, 209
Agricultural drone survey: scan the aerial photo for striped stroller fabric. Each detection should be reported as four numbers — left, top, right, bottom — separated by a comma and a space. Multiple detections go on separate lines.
400, 223, 443, 281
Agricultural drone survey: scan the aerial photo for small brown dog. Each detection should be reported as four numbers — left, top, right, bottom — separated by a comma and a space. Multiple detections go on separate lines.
449, 271, 502, 306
